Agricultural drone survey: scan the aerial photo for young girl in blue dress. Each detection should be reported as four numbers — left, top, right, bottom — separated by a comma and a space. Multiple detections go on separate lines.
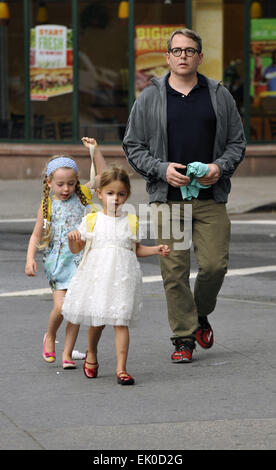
62, 166, 170, 384
25, 138, 106, 369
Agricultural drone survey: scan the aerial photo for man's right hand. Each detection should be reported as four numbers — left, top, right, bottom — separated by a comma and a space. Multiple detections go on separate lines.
166, 163, 190, 187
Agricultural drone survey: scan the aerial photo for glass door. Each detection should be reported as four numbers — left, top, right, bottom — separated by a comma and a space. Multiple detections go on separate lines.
29, 0, 73, 141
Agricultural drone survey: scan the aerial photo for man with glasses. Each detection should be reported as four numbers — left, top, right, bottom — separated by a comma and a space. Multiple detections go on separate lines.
123, 29, 246, 363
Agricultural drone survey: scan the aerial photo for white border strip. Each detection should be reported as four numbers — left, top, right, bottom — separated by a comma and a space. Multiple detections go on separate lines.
0, 288, 51, 297
138, 220, 276, 226
1, 265, 276, 297
143, 265, 276, 283
0, 218, 36, 223
231, 220, 276, 225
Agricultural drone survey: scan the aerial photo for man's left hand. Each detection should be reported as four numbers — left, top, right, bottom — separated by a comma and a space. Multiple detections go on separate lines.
197, 163, 220, 185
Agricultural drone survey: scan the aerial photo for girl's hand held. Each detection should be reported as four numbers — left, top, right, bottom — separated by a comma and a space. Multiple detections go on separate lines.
68, 230, 85, 253
68, 230, 82, 242
157, 245, 170, 257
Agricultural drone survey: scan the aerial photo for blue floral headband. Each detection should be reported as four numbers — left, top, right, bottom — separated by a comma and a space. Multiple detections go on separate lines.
46, 157, 78, 177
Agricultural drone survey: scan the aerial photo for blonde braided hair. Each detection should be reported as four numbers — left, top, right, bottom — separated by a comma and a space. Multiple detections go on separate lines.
75, 180, 89, 207
38, 154, 88, 250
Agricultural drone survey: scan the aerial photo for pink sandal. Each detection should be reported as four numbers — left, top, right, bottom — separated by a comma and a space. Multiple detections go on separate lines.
62, 360, 76, 370
42, 333, 56, 363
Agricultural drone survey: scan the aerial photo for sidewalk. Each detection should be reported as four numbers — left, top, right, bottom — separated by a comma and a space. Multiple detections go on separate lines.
0, 175, 276, 220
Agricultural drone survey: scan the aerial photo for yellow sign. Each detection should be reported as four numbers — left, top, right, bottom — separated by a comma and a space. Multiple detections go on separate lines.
135, 25, 182, 96
30, 25, 73, 101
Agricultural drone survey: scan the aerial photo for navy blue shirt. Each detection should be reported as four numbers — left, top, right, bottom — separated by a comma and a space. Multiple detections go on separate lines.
166, 73, 216, 201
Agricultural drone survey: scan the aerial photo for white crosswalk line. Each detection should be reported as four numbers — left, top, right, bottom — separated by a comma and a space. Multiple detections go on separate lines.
1, 265, 276, 297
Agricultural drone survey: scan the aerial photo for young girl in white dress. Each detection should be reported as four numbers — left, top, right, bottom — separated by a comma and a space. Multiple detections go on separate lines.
62, 166, 170, 385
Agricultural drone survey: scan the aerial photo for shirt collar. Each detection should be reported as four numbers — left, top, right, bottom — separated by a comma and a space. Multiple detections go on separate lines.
166, 73, 207, 95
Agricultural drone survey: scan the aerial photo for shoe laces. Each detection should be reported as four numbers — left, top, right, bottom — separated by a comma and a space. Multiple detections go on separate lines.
198, 316, 211, 330
175, 340, 195, 352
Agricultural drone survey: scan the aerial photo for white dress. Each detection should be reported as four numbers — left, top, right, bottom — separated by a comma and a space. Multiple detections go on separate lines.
62, 212, 143, 327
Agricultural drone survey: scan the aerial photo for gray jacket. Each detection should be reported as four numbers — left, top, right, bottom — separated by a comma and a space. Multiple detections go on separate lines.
123, 73, 246, 203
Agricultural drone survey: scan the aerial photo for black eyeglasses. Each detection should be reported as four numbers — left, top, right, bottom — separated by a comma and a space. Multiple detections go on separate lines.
169, 47, 200, 57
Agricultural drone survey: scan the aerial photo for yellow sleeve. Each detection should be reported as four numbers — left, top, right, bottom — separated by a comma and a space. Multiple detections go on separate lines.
86, 212, 98, 232
127, 213, 138, 236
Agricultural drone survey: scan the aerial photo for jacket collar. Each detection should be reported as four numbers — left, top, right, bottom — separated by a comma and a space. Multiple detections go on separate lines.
151, 72, 221, 92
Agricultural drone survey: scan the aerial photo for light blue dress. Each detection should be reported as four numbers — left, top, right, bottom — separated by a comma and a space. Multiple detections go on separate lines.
43, 193, 87, 291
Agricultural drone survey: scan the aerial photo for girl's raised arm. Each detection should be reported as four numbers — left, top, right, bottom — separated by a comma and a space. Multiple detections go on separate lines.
25, 207, 44, 276
81, 137, 107, 188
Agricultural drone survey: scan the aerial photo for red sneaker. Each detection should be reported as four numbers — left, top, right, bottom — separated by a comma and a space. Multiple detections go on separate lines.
171, 340, 195, 363
195, 316, 214, 349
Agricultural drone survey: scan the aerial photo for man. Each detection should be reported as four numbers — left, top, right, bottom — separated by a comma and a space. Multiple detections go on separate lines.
263, 50, 276, 92
123, 29, 246, 363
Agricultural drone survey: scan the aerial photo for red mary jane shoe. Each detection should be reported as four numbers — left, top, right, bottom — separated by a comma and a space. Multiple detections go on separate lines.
83, 352, 98, 379
116, 371, 135, 385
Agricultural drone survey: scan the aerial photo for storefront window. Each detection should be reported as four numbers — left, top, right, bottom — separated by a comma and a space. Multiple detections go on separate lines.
78, 1, 129, 143
78, 1, 186, 144
1, 0, 24, 139
135, 0, 186, 97
250, 0, 276, 142
0, 0, 73, 141
223, 1, 245, 117
6, 1, 274, 146
30, 0, 73, 141
0, 0, 188, 144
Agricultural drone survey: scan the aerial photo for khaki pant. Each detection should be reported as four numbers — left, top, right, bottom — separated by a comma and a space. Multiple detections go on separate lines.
151, 200, 231, 344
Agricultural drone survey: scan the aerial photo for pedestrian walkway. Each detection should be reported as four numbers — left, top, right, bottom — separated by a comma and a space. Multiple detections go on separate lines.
1, 174, 276, 451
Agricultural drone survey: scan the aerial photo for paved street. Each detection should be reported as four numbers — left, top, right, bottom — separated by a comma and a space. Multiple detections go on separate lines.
0, 176, 276, 451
